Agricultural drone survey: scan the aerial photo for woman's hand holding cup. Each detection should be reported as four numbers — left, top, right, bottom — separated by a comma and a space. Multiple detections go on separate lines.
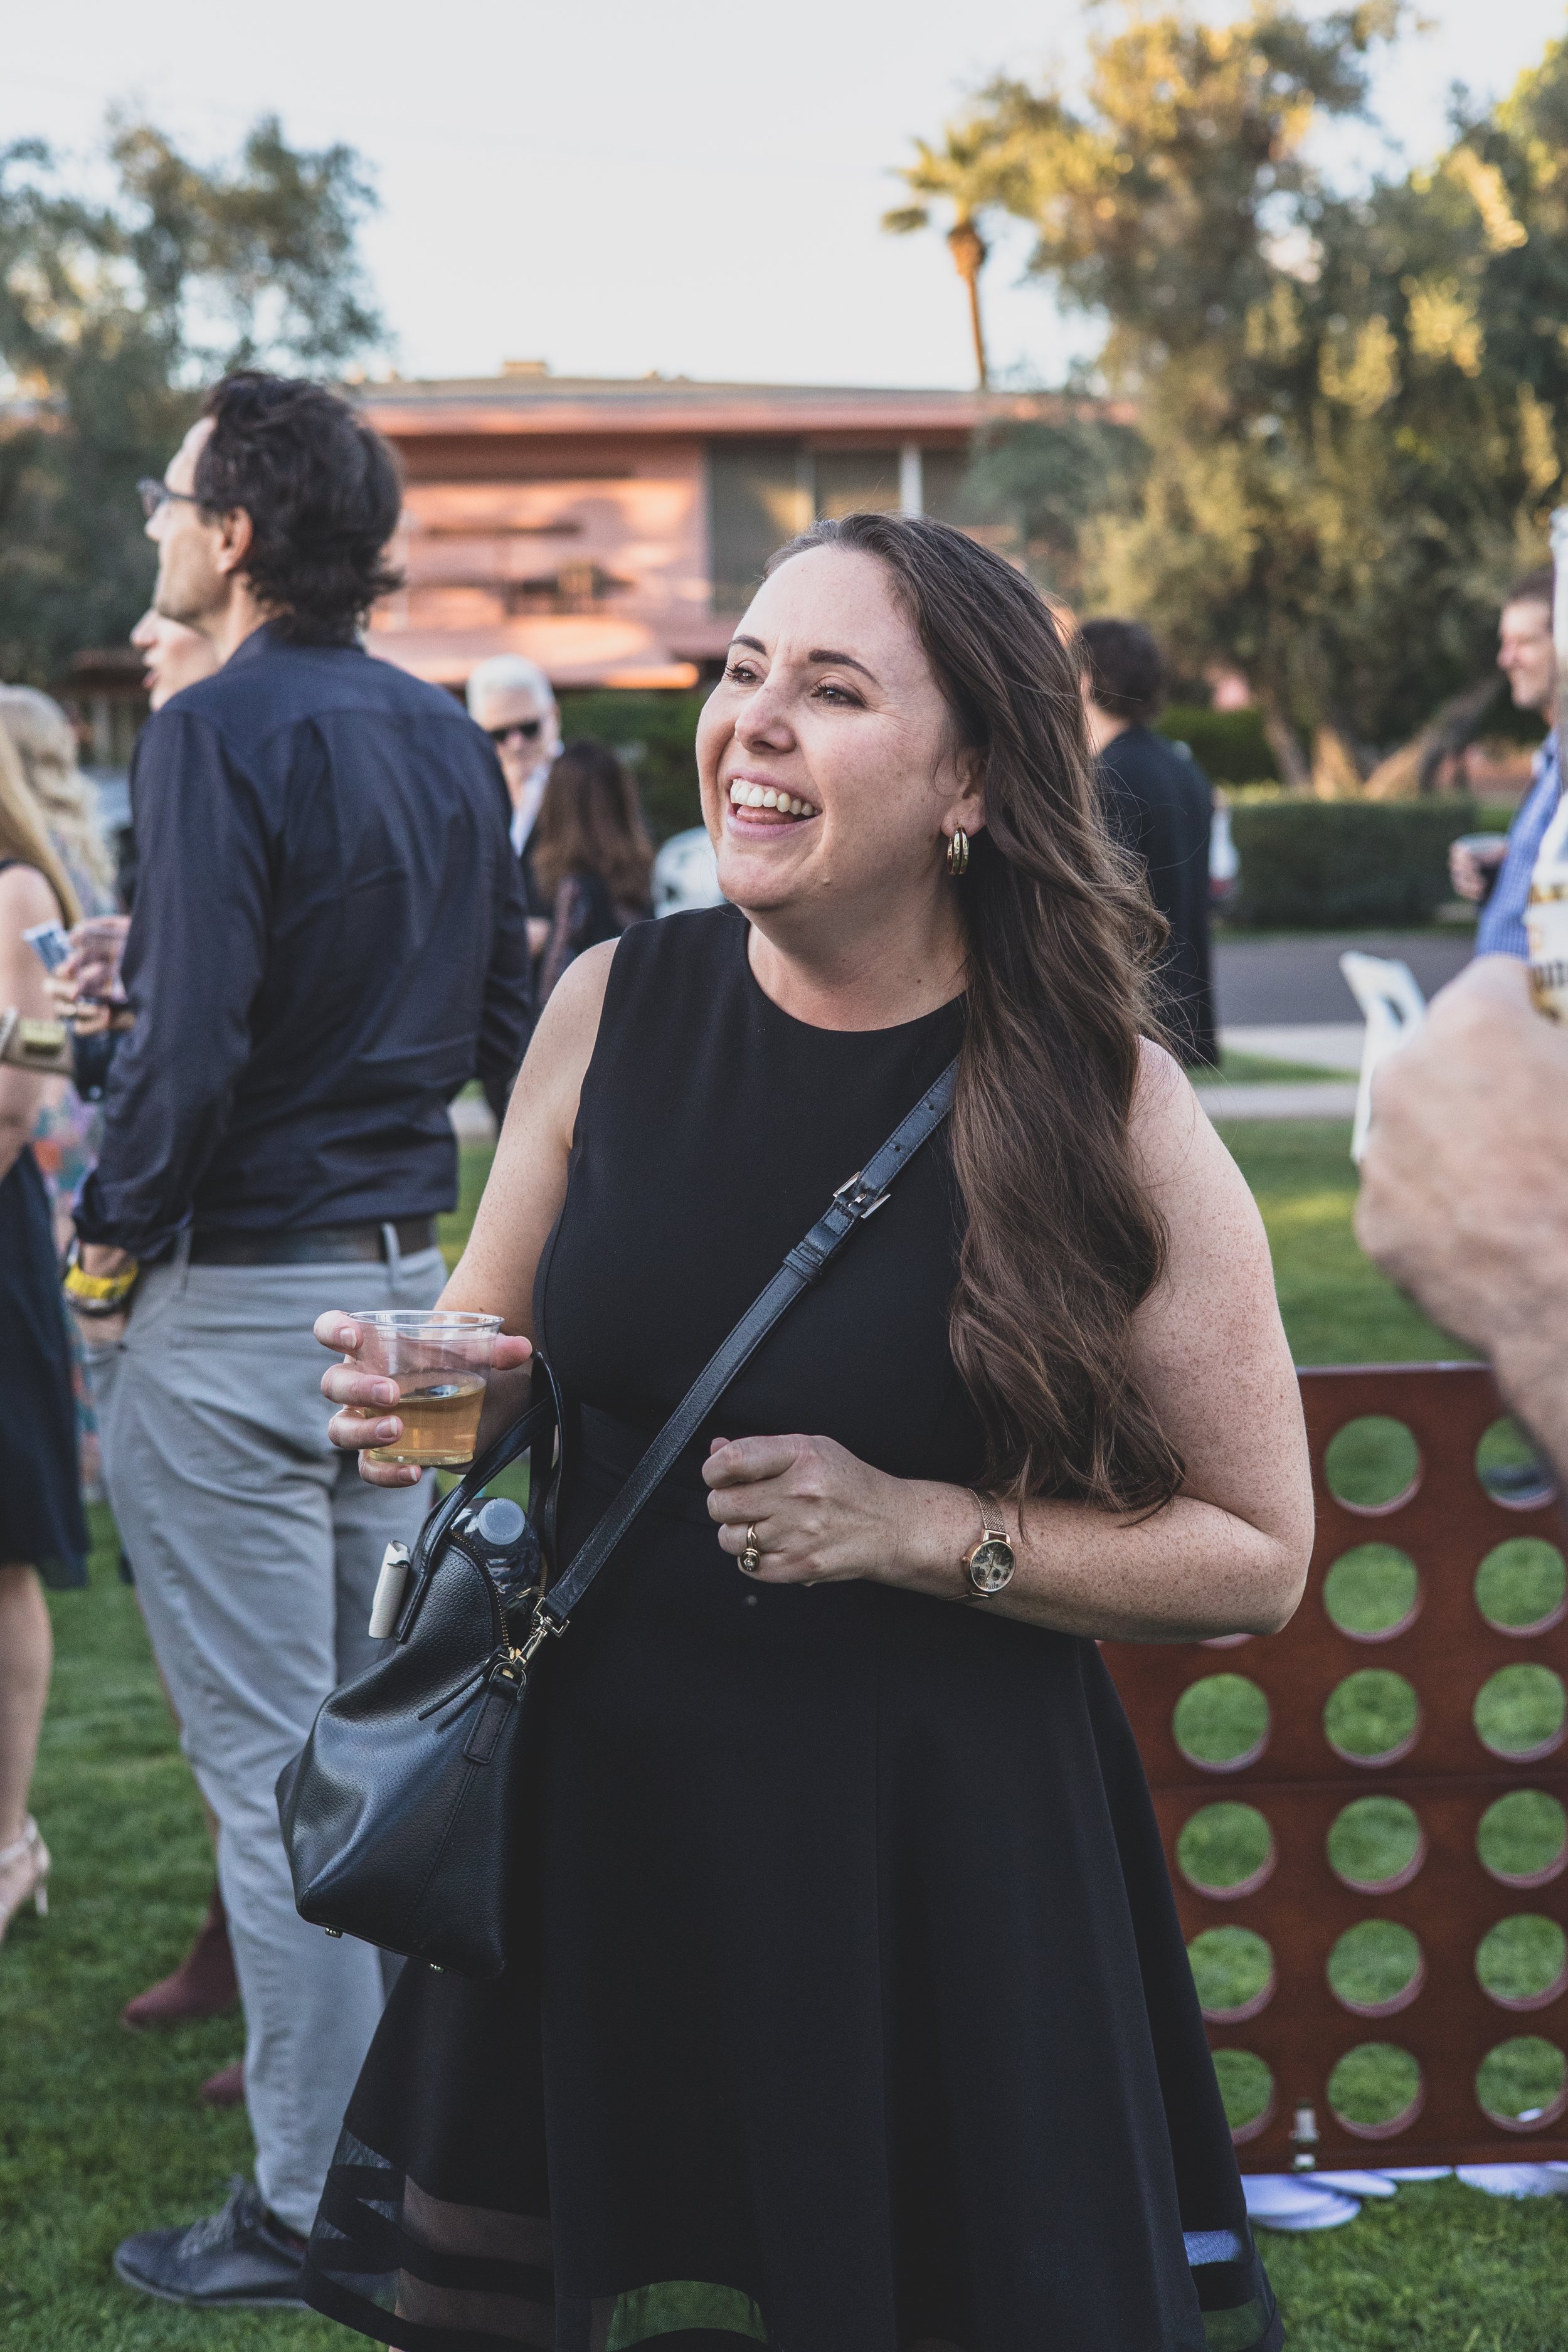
315, 1309, 533, 1485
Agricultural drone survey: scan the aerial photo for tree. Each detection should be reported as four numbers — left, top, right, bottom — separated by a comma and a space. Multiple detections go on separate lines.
891, 5, 1568, 780
958, 410, 1146, 613
883, 123, 1025, 391
0, 115, 384, 684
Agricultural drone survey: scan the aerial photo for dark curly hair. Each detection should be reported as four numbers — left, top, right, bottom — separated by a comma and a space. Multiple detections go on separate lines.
194, 371, 403, 645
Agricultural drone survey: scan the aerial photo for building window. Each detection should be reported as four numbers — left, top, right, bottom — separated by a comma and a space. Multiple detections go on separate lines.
707, 440, 973, 612
708, 442, 812, 613
812, 451, 901, 519
919, 449, 968, 526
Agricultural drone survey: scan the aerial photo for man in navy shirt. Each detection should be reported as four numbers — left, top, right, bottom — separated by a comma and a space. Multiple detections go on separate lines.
78, 373, 531, 2309
1080, 618, 1218, 1068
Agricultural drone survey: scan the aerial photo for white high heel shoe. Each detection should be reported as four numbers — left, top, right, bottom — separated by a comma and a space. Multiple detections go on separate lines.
0, 1816, 50, 1941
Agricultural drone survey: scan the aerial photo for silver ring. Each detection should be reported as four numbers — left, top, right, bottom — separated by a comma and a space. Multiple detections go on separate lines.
740, 1522, 762, 1576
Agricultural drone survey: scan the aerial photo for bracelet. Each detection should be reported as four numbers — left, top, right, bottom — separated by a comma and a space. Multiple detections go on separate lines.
62, 1241, 139, 1314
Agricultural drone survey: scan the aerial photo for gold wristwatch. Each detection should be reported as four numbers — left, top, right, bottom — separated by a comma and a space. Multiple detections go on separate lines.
961, 1490, 1015, 1599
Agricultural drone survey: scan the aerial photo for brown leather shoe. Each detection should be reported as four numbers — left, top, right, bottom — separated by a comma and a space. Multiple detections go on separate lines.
198, 2058, 245, 2108
122, 1887, 239, 2028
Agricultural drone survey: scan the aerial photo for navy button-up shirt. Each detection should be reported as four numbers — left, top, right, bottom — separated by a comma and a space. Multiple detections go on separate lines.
75, 623, 532, 1258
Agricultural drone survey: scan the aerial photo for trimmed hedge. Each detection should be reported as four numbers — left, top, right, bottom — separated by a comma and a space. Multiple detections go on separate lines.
1156, 706, 1278, 783
558, 687, 705, 841
1227, 798, 1478, 930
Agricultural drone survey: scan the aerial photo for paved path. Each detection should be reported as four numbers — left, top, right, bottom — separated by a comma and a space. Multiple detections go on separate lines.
1215, 931, 1473, 1025
1195, 1081, 1359, 1122
1222, 1023, 1364, 1073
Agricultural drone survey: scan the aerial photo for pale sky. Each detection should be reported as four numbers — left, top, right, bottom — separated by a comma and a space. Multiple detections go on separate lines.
4, 0, 1565, 391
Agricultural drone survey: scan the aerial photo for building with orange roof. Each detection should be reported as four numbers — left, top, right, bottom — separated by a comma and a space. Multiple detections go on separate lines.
354, 364, 1069, 691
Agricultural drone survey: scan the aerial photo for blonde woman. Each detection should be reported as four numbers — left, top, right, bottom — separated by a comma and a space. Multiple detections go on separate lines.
0, 690, 117, 1251
0, 725, 90, 1938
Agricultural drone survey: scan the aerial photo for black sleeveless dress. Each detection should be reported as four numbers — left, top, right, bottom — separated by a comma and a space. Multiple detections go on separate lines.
304, 908, 1280, 2352
0, 861, 89, 1589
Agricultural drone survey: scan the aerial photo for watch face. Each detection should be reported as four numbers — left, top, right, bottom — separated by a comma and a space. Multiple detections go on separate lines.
968, 1538, 1015, 1594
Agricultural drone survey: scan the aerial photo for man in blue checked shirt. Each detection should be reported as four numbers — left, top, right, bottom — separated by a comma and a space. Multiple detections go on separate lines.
1451, 566, 1560, 954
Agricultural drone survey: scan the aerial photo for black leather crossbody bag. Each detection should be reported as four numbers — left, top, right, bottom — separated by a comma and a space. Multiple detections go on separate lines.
277, 1059, 958, 1979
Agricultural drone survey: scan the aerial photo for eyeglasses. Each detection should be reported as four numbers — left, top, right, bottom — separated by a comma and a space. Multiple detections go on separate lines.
484, 719, 544, 744
137, 477, 201, 521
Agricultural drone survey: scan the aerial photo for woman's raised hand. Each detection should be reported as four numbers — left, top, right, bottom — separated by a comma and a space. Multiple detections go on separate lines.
314, 1310, 534, 1486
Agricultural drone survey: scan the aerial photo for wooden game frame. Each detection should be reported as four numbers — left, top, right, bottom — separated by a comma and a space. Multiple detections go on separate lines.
1101, 1363, 1568, 2173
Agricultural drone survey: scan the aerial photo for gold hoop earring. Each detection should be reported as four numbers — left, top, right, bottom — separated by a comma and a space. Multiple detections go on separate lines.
946, 828, 970, 878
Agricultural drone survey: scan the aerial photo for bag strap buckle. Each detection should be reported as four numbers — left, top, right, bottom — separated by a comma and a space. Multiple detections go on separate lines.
832, 1169, 892, 1221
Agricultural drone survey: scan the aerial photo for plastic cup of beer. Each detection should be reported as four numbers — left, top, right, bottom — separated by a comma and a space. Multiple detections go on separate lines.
70, 914, 131, 1002
347, 1310, 504, 1468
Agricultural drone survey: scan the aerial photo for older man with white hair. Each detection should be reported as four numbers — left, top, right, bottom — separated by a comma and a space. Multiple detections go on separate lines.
466, 654, 561, 933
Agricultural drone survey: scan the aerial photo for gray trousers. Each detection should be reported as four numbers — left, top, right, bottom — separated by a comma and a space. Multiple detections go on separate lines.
92, 1233, 444, 2233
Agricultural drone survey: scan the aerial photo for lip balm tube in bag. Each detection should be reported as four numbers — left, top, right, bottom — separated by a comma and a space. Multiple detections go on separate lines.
368, 1542, 412, 1640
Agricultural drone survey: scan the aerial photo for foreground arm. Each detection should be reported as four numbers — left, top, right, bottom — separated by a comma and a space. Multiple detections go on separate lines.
1355, 955, 1568, 1480
704, 1046, 1314, 1641
317, 943, 615, 1482
0, 866, 65, 1182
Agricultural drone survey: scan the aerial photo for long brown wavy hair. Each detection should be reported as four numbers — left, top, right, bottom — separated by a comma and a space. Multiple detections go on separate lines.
766, 513, 1182, 1515
531, 739, 654, 912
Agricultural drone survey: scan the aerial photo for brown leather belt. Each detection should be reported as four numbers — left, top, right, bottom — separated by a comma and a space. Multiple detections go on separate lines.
189, 1217, 438, 1267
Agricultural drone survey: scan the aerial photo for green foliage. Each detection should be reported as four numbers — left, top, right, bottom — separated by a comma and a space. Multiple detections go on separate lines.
1156, 705, 1279, 782
0, 117, 383, 686
557, 687, 705, 842
1227, 798, 1477, 927
954, 413, 1145, 605
900, 6, 1568, 765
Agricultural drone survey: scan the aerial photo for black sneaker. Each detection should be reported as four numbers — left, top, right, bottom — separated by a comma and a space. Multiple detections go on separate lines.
114, 2177, 307, 2308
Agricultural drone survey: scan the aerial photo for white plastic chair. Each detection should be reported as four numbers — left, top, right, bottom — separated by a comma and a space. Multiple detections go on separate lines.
1338, 950, 1428, 1165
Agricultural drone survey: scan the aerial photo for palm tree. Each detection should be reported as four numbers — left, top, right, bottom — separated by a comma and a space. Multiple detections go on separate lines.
884, 125, 1005, 391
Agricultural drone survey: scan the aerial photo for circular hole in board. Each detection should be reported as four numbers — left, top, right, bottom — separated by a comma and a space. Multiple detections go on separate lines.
1323, 1417, 1420, 1514
1323, 1544, 1421, 1642
1189, 1927, 1276, 2024
1328, 2043, 1424, 2141
1178, 1803, 1277, 1900
1475, 2038, 1568, 2132
1173, 1675, 1270, 1772
1327, 1798, 1426, 1894
1323, 1670, 1421, 1767
1477, 1791, 1568, 1890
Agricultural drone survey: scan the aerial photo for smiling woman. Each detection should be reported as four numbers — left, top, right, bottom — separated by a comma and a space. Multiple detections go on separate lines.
307, 512, 1311, 2352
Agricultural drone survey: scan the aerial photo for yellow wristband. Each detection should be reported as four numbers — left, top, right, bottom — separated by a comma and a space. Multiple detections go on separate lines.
63, 1258, 139, 1306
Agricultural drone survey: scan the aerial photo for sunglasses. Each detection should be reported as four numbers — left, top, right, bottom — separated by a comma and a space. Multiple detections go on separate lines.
137, 477, 202, 521
484, 719, 544, 744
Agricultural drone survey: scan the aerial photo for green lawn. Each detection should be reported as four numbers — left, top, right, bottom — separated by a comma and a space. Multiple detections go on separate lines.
1222, 1120, 1465, 1367
1217, 1047, 1359, 1084
4, 1124, 1567, 2350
